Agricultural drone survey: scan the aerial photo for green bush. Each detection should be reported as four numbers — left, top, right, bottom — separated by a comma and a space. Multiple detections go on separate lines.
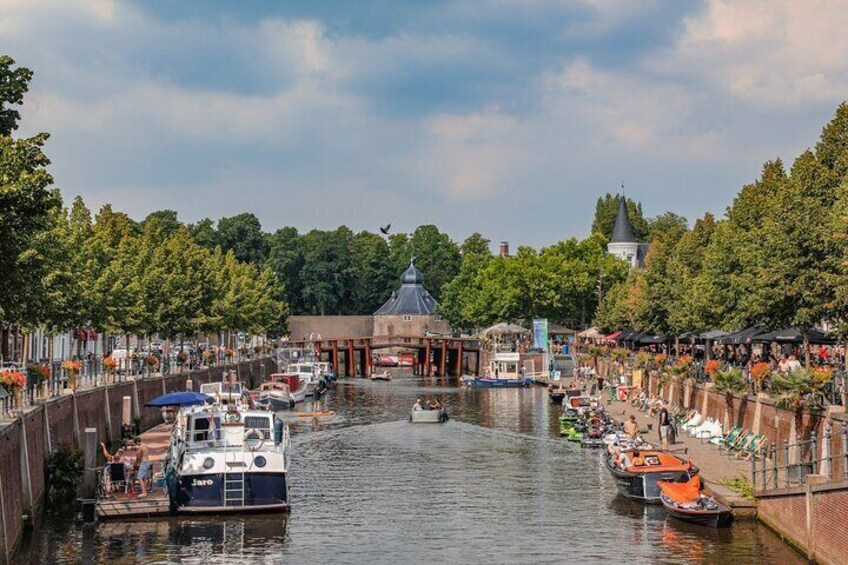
47, 447, 84, 503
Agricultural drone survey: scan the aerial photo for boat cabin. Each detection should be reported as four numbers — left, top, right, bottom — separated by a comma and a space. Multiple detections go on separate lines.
199, 381, 244, 405
183, 408, 274, 450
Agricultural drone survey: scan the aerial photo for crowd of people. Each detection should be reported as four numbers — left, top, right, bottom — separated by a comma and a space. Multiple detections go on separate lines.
100, 436, 154, 498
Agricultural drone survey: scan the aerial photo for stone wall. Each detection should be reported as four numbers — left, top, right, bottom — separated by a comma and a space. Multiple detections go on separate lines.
0, 358, 269, 563
287, 316, 374, 340
758, 481, 848, 565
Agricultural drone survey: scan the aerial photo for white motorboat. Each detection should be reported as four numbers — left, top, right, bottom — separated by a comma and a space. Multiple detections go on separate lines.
199, 381, 245, 405
255, 382, 295, 411
409, 408, 449, 423
167, 404, 291, 513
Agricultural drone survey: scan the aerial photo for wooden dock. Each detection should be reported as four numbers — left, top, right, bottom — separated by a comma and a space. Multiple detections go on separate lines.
96, 422, 173, 520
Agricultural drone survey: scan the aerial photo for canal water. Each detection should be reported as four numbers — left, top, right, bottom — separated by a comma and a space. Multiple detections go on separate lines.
18, 373, 804, 564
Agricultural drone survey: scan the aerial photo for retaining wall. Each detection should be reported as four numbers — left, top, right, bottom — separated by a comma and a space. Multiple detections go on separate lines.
758, 481, 848, 565
0, 358, 269, 563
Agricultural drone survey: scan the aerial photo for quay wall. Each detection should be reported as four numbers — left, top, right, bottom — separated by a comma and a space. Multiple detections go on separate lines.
0, 358, 269, 564
758, 481, 848, 565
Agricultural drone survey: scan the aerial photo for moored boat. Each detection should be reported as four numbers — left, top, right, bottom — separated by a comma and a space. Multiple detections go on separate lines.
168, 404, 291, 513
254, 382, 295, 412
659, 476, 733, 527
461, 375, 533, 388
370, 370, 393, 381
605, 449, 698, 504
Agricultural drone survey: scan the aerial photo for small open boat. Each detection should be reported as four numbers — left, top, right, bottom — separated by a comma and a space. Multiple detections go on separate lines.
606, 449, 699, 504
370, 371, 392, 382
295, 410, 336, 418
659, 476, 733, 527
410, 409, 449, 423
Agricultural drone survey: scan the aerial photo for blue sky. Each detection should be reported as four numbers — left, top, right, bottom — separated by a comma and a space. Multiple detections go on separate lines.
3, 0, 847, 247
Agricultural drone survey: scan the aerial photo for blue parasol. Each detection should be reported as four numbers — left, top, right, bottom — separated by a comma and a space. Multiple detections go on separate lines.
145, 391, 212, 407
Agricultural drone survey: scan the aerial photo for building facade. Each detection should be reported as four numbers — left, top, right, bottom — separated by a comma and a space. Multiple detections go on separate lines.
373, 259, 450, 336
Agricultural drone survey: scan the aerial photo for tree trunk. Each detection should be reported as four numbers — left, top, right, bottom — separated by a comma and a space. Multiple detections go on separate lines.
803, 332, 810, 369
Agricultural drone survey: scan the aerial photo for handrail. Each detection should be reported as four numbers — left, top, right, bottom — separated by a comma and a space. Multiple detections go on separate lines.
753, 429, 847, 492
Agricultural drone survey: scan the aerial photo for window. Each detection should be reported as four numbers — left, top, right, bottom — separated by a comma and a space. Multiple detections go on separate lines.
402, 315, 412, 321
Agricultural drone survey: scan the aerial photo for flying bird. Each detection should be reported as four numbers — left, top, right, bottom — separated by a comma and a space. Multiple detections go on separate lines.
380, 224, 391, 235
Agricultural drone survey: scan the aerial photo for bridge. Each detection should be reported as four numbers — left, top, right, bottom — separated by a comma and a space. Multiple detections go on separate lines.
284, 335, 483, 378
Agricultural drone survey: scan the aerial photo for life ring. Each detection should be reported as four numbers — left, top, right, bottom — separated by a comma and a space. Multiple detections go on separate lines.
245, 428, 265, 451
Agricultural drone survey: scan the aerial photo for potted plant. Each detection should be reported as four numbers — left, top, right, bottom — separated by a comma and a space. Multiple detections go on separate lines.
203, 349, 215, 366
773, 368, 829, 450
144, 354, 159, 369
0, 369, 27, 408
225, 348, 235, 361
750, 361, 771, 394
62, 360, 81, 392
28, 364, 51, 397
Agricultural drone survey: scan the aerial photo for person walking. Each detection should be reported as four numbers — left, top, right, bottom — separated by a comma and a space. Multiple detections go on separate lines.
134, 438, 152, 498
658, 406, 672, 450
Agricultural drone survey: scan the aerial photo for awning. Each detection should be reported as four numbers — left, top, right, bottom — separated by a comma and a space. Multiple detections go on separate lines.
716, 325, 769, 345
578, 327, 602, 339
699, 330, 729, 341
637, 333, 673, 345
604, 331, 622, 341
479, 322, 530, 338
753, 327, 835, 345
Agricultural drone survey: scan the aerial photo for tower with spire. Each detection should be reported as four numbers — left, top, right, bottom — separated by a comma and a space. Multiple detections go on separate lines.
607, 194, 649, 268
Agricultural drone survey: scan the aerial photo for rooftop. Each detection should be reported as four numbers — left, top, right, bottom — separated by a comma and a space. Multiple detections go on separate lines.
374, 258, 439, 316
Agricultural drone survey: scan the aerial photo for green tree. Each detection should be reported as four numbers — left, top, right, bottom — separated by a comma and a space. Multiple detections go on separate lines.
772, 369, 829, 441
216, 212, 268, 264
0, 55, 33, 135
713, 367, 748, 426
350, 231, 394, 314
266, 226, 304, 314
408, 225, 461, 300
460, 233, 491, 256
188, 218, 217, 250
298, 227, 355, 315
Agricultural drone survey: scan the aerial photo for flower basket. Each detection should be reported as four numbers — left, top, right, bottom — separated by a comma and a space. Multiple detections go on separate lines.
103, 356, 118, 374
705, 359, 721, 378
177, 351, 189, 365
225, 348, 234, 360
62, 360, 81, 391
1, 370, 26, 407
750, 362, 771, 393
145, 354, 160, 368
28, 364, 51, 397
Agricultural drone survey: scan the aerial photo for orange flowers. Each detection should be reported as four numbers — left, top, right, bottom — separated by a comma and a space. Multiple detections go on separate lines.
705, 359, 721, 376
751, 362, 770, 383
62, 360, 81, 373
29, 364, 51, 383
676, 355, 693, 369
813, 366, 834, 383
0, 370, 26, 390
655, 353, 667, 366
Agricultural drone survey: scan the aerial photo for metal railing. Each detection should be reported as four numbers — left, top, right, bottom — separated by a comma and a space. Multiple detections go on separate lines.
0, 347, 277, 417
752, 430, 848, 492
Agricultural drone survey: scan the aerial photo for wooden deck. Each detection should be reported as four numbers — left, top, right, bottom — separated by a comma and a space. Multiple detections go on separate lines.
97, 490, 171, 519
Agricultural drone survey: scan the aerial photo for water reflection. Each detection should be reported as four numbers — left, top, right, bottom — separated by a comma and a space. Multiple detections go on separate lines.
18, 372, 804, 564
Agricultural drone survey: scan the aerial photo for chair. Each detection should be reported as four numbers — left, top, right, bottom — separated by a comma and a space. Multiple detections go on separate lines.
723, 429, 753, 456
713, 426, 741, 449
106, 462, 128, 494
737, 434, 766, 460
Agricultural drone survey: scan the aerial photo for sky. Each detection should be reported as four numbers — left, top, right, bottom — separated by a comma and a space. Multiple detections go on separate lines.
3, 0, 848, 248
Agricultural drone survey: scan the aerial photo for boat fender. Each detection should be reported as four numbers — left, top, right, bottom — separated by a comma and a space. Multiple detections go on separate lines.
274, 419, 284, 445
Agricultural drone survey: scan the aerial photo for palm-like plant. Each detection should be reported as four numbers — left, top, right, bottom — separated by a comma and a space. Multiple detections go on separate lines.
713, 367, 748, 426
772, 369, 828, 442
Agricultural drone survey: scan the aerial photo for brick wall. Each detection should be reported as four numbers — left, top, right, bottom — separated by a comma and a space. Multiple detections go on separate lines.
0, 357, 270, 563
0, 422, 24, 562
288, 315, 374, 339
758, 482, 848, 565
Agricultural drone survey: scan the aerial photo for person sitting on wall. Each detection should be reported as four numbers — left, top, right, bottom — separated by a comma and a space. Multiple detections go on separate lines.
412, 399, 423, 411
429, 399, 441, 410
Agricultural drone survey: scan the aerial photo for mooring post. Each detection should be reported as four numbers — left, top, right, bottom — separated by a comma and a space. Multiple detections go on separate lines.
751, 450, 757, 490
81, 427, 97, 522
825, 431, 833, 481
796, 441, 804, 483
186, 379, 193, 391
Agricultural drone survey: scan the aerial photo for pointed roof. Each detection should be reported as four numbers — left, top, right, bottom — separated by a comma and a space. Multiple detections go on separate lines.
610, 195, 637, 243
374, 258, 439, 316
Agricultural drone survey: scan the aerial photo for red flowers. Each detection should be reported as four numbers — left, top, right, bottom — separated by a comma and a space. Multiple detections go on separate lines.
0, 370, 26, 391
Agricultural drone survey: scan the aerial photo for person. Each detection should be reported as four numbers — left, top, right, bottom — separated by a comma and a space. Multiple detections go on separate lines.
616, 450, 632, 469
596, 374, 604, 396
429, 399, 441, 410
134, 438, 152, 498
100, 442, 126, 493
412, 399, 423, 411
787, 354, 802, 372
658, 406, 671, 450
623, 415, 639, 439
778, 354, 790, 373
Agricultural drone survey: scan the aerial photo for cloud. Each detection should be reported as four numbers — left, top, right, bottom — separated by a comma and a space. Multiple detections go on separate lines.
2, 0, 848, 249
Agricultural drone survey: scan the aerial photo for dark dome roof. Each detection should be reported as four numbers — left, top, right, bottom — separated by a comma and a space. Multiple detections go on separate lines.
374, 258, 438, 315
400, 261, 424, 284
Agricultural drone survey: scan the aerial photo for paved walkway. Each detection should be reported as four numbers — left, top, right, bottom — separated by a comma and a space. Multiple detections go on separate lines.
607, 397, 757, 514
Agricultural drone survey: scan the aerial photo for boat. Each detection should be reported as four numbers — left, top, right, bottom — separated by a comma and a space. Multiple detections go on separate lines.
659, 476, 733, 527
199, 380, 245, 405
409, 408, 449, 423
460, 375, 533, 388
370, 370, 393, 382
295, 410, 336, 418
254, 382, 295, 412
605, 449, 699, 504
167, 404, 291, 513
286, 362, 325, 398
550, 386, 582, 404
